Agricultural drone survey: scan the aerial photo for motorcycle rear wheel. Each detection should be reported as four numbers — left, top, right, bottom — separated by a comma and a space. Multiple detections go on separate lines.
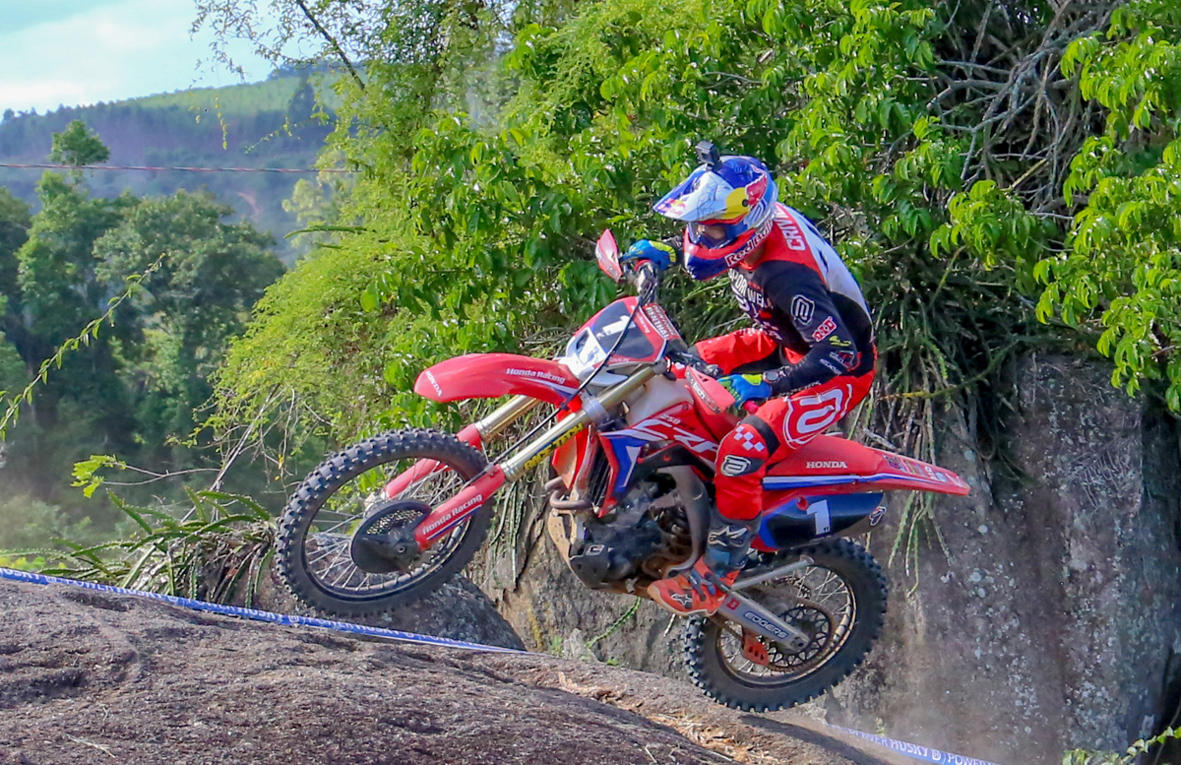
275, 429, 490, 617
683, 538, 887, 712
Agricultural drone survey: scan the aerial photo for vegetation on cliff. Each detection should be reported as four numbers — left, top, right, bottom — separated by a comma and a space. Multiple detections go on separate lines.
199, 0, 1181, 464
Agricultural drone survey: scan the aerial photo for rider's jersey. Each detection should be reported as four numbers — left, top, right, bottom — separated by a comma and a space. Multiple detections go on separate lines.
727, 204, 875, 395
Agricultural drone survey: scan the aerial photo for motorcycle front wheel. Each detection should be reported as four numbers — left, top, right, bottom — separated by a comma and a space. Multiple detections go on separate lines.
683, 538, 887, 712
275, 429, 491, 617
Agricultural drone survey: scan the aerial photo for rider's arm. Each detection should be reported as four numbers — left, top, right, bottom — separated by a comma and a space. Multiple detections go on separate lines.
759, 264, 861, 396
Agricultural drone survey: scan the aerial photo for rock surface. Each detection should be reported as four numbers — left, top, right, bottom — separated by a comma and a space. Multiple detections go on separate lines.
249, 570, 525, 651
827, 354, 1181, 764
0, 578, 913, 765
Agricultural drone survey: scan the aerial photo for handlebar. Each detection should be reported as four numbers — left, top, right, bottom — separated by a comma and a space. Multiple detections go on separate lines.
625, 260, 764, 416
630, 260, 659, 304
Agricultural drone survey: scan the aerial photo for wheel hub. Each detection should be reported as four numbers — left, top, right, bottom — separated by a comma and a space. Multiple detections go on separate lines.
350, 499, 430, 574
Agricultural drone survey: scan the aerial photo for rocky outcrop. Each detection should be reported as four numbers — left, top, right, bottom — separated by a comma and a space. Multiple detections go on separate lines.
251, 571, 525, 651
0, 579, 913, 765
827, 354, 1181, 764
485, 354, 1181, 764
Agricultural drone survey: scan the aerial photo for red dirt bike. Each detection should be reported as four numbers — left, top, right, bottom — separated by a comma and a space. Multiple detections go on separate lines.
275, 231, 970, 711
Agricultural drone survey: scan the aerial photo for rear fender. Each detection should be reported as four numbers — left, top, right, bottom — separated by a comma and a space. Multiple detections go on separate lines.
415, 354, 581, 407
762, 435, 971, 497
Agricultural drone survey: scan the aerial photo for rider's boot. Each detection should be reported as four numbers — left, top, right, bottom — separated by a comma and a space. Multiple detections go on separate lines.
648, 513, 755, 616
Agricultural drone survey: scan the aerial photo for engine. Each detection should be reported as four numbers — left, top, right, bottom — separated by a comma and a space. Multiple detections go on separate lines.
566, 475, 693, 590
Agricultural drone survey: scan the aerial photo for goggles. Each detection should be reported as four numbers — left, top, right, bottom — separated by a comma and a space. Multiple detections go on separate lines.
687, 219, 749, 248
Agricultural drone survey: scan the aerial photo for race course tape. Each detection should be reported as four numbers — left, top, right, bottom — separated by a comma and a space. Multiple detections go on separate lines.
0, 567, 1006, 765
829, 725, 1004, 765
0, 567, 523, 654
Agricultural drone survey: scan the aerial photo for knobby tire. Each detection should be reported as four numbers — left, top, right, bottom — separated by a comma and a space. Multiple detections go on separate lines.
275, 429, 490, 617
683, 538, 887, 712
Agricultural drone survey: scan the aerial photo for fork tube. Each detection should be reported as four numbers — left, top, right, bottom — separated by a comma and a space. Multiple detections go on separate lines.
501, 367, 658, 482
475, 395, 541, 440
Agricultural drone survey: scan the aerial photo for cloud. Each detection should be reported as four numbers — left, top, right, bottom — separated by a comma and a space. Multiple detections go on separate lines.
1, 0, 128, 36
0, 0, 273, 115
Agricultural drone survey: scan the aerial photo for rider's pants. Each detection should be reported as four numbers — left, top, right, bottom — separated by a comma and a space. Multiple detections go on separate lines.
696, 329, 875, 522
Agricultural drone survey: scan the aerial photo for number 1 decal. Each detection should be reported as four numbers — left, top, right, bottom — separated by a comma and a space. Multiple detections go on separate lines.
803, 500, 832, 535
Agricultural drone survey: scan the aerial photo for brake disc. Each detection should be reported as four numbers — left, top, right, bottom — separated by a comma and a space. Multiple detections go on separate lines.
349, 499, 431, 574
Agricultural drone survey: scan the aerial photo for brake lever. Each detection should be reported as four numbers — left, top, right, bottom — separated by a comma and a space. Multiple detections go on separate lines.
667, 346, 722, 378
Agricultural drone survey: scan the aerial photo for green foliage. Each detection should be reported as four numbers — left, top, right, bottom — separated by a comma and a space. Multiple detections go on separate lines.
48, 120, 110, 167
1033, 0, 1181, 404
94, 192, 282, 462
0, 187, 30, 292
41, 489, 275, 606
1063, 725, 1181, 764
1, 122, 285, 546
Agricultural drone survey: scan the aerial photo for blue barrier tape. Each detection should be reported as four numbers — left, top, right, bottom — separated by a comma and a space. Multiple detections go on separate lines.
0, 567, 523, 654
828, 725, 1005, 765
0, 566, 1008, 764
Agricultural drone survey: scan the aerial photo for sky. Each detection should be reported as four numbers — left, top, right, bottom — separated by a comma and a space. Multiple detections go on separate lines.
0, 0, 275, 116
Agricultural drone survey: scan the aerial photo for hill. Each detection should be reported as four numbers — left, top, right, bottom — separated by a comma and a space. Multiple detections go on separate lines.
0, 70, 337, 263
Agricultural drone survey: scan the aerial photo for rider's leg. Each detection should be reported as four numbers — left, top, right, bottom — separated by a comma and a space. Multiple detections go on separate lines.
693, 328, 781, 374
649, 371, 874, 616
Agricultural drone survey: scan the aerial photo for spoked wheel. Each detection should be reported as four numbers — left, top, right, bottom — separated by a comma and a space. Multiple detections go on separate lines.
684, 539, 887, 712
275, 429, 490, 616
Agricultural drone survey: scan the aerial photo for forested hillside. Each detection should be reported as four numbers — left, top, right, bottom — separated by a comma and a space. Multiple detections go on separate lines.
0, 121, 288, 559
0, 69, 336, 262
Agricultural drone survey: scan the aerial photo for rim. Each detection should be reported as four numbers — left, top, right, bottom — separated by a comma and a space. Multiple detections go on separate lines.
714, 559, 858, 685
299, 456, 474, 601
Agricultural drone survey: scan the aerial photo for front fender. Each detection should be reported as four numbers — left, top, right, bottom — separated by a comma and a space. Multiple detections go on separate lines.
414, 353, 580, 406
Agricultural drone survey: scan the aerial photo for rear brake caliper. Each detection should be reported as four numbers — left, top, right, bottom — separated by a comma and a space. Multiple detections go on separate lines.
741, 629, 770, 666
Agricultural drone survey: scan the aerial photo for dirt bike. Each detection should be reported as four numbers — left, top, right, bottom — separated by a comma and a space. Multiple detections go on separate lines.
274, 230, 970, 711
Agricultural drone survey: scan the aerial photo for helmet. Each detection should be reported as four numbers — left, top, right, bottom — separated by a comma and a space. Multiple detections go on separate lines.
653, 154, 778, 281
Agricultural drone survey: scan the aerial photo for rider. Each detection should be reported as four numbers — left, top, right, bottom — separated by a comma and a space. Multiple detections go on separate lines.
622, 142, 877, 617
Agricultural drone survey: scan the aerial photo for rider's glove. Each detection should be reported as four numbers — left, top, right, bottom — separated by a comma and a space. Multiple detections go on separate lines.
622, 239, 676, 272
717, 373, 772, 407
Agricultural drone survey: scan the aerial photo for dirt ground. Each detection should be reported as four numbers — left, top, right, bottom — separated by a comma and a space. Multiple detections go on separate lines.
0, 579, 914, 765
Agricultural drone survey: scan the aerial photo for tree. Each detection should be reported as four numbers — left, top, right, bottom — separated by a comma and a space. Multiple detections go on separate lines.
1, 122, 283, 514
48, 120, 110, 167
94, 191, 282, 464
0, 188, 30, 304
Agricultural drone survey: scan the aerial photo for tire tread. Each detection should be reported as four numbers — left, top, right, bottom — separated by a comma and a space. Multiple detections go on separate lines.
274, 428, 489, 617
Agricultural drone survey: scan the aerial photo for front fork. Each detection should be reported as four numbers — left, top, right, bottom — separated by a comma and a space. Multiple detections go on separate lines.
382, 394, 540, 498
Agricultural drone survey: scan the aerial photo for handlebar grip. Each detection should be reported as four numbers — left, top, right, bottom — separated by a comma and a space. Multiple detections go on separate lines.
743, 401, 760, 414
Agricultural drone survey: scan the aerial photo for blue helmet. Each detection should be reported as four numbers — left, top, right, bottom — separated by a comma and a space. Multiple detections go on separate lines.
654, 155, 778, 281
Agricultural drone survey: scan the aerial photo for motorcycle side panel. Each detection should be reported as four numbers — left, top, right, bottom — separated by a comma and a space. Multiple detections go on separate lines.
762, 435, 970, 496
415, 353, 580, 406
757, 492, 884, 549
600, 401, 720, 505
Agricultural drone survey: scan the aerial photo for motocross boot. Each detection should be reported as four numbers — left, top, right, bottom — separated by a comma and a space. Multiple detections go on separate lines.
648, 515, 755, 616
